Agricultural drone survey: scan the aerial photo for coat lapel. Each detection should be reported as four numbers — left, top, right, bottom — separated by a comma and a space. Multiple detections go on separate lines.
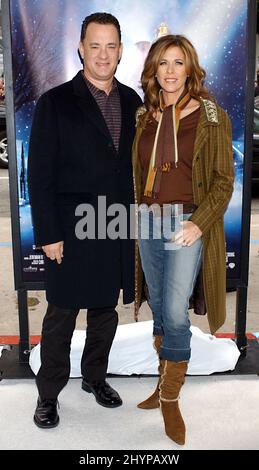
193, 102, 210, 163
117, 83, 132, 157
72, 71, 111, 142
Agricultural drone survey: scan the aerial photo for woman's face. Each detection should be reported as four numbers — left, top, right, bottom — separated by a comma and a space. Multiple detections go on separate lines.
156, 45, 188, 102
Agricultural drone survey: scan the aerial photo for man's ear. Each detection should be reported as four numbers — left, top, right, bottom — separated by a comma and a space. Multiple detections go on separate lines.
77, 48, 84, 65
78, 42, 84, 64
79, 42, 84, 58
118, 43, 123, 64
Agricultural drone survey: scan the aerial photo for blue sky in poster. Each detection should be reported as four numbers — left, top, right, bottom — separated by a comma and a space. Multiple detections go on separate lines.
9, 0, 248, 281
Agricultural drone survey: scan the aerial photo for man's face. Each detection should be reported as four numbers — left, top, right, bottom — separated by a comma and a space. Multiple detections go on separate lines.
79, 22, 122, 83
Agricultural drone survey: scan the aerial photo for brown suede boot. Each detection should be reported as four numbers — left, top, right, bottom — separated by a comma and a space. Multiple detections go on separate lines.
137, 335, 164, 409
159, 360, 188, 445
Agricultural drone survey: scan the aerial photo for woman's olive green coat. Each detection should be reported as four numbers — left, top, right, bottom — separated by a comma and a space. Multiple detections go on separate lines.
132, 99, 234, 334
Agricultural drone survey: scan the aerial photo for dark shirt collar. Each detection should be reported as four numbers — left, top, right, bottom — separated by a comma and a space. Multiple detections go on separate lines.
81, 70, 117, 96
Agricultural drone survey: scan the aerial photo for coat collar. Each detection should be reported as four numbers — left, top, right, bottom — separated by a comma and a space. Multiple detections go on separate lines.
117, 81, 134, 156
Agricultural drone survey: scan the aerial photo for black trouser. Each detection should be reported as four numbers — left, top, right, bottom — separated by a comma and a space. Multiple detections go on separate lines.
36, 303, 118, 399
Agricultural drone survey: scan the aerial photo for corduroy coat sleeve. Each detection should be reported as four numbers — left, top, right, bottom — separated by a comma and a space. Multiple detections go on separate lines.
27, 93, 63, 247
190, 110, 234, 234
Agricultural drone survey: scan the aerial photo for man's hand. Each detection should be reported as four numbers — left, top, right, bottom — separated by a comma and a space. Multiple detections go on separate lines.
0, 79, 5, 100
174, 221, 202, 247
42, 241, 64, 264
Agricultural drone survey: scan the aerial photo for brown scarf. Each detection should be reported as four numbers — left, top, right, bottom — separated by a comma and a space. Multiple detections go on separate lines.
144, 89, 192, 198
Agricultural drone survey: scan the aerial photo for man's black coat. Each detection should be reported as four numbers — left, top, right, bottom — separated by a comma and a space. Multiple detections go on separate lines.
28, 71, 142, 309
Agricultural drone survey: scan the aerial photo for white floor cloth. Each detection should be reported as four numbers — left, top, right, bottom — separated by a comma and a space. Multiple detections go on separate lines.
29, 320, 240, 376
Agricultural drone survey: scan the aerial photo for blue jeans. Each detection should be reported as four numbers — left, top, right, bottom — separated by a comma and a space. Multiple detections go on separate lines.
138, 205, 203, 362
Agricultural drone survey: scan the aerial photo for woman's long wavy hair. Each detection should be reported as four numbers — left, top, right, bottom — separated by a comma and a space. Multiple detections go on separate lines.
139, 34, 211, 127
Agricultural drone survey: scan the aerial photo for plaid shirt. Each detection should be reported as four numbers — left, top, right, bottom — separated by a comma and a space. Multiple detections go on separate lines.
82, 72, 121, 152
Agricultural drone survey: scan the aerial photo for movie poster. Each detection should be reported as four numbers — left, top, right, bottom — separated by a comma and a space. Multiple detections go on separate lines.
9, 0, 247, 283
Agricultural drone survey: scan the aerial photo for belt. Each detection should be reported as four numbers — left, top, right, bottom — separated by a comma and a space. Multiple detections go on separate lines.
144, 203, 197, 217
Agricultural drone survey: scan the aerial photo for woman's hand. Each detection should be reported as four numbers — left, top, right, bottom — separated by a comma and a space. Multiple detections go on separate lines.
174, 221, 202, 247
42, 241, 64, 264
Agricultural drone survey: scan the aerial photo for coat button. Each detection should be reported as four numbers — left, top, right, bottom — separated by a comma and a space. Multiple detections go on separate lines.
196, 156, 200, 161
198, 182, 202, 187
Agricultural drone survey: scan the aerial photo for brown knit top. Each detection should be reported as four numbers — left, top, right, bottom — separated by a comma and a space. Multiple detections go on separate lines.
139, 107, 200, 206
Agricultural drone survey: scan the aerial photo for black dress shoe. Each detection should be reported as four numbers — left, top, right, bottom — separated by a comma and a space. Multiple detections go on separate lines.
82, 379, 122, 408
33, 397, 59, 428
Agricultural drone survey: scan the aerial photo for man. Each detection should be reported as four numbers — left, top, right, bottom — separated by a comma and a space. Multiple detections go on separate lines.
28, 12, 142, 428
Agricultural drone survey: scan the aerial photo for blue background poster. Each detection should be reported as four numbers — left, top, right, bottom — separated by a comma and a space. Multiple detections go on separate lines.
10, 0, 247, 283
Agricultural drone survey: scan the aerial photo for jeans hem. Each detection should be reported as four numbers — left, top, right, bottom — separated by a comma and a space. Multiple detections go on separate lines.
160, 346, 191, 362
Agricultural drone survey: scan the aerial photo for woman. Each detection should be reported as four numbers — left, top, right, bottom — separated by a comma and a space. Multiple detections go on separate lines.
132, 35, 234, 445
